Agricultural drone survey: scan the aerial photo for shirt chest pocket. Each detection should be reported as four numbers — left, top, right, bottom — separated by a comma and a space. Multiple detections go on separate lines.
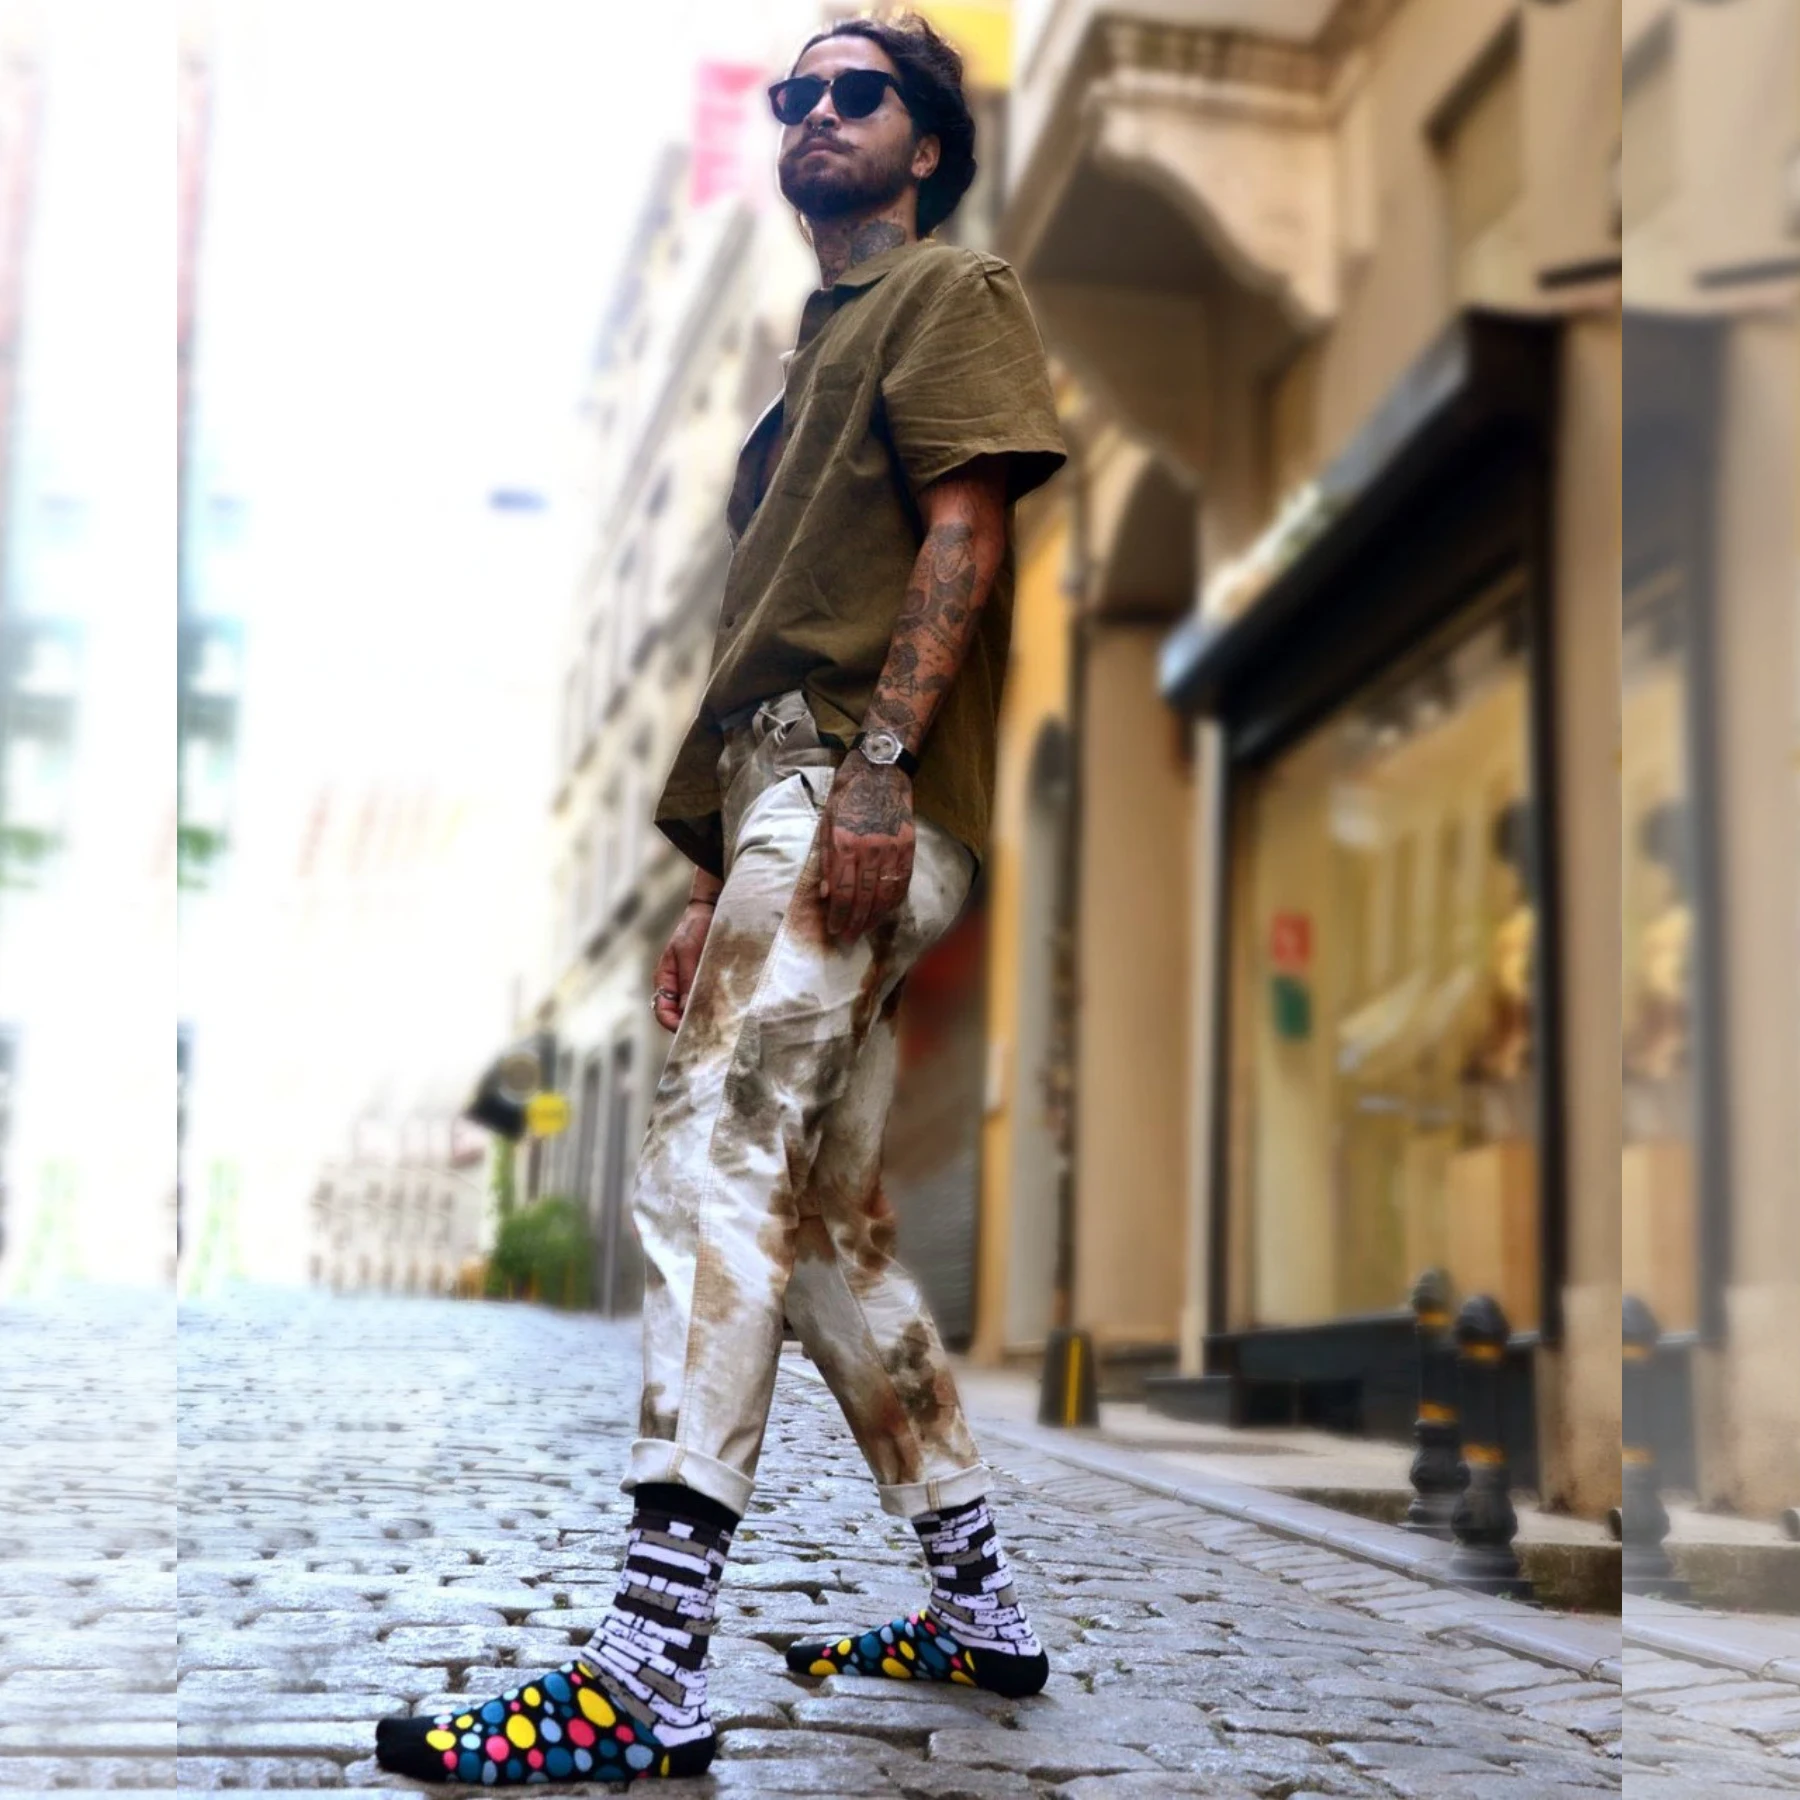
774, 364, 868, 500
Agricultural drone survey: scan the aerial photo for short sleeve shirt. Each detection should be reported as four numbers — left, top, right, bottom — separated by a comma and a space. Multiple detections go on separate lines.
653, 239, 1067, 877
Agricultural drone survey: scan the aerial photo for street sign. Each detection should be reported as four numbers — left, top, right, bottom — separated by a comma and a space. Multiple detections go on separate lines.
524, 1092, 570, 1138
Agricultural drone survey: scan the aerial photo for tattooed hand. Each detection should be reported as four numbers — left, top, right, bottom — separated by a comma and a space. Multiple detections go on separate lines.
652, 898, 715, 1032
819, 755, 915, 944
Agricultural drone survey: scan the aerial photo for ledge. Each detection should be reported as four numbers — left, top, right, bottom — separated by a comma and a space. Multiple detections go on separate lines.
1160, 310, 1559, 718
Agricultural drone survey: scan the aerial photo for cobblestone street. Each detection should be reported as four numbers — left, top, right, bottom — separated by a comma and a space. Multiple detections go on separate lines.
1, 1290, 1630, 1795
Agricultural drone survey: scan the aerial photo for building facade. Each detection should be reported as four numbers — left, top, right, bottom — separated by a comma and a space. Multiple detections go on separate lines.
310, 1098, 491, 1296
532, 150, 814, 1316
980, 0, 1625, 1518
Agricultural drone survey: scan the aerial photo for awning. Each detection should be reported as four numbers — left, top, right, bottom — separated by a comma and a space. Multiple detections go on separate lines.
1160, 310, 1560, 719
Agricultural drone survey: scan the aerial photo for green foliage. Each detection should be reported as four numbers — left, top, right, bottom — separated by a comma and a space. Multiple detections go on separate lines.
486, 1194, 590, 1308
0, 824, 58, 890
177, 823, 228, 890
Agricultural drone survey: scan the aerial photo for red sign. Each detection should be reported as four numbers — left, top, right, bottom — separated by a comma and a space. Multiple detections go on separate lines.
1270, 912, 1312, 973
691, 63, 766, 208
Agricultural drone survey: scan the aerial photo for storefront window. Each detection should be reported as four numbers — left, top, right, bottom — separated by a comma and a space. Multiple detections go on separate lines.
1621, 562, 1696, 1331
1230, 582, 1539, 1328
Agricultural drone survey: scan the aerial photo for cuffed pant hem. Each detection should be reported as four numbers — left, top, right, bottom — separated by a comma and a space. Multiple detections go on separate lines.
876, 1462, 991, 1521
622, 1438, 755, 1520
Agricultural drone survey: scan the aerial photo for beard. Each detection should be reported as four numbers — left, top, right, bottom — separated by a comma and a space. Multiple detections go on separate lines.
778, 133, 914, 224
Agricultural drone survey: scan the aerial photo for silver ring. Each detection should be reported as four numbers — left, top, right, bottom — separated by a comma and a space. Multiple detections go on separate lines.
878, 874, 904, 884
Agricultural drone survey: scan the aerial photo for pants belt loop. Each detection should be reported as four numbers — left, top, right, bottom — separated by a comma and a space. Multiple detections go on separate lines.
926, 1479, 942, 1513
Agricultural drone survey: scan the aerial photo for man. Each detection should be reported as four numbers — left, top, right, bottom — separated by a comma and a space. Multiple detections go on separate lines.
378, 15, 1064, 1786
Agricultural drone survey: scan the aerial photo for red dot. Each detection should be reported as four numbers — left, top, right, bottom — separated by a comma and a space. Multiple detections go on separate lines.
442, 1751, 457, 1770
510, 1701, 521, 1711
616, 1725, 634, 1744
485, 1736, 509, 1761
571, 1670, 583, 1683
528, 1749, 544, 1768
567, 1719, 596, 1748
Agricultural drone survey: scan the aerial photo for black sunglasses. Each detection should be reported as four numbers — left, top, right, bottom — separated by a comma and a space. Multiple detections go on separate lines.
767, 70, 905, 127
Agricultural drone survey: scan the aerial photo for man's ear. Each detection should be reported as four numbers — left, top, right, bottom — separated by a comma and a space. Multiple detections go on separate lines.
911, 131, 940, 184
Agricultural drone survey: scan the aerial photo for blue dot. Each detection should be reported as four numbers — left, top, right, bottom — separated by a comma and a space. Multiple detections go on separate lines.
624, 1744, 654, 1771
461, 1732, 481, 1749
458, 1751, 481, 1781
506, 1759, 522, 1780
544, 1672, 571, 1702
573, 1748, 593, 1773
545, 1747, 573, 1778
539, 1718, 561, 1744
480, 1700, 505, 1725
480, 1763, 497, 1787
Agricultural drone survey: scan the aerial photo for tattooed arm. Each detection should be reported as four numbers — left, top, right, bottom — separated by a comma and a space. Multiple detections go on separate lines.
819, 454, 1010, 943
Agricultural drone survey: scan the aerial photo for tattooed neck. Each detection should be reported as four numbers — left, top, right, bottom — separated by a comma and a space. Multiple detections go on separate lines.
814, 215, 910, 288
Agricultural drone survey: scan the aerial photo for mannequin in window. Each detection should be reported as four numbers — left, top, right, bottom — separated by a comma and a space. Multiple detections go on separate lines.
1624, 799, 1691, 1089
1461, 800, 1533, 1090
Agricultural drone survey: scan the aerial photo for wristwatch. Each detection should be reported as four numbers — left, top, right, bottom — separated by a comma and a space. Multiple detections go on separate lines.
850, 729, 920, 778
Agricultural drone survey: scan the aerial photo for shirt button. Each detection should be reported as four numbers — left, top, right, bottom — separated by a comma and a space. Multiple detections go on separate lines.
722, 614, 737, 629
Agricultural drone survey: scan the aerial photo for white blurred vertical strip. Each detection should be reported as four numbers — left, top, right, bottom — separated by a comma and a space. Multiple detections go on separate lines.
0, 0, 173, 1292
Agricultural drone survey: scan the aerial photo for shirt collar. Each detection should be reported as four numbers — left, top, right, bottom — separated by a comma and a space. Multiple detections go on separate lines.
821, 239, 927, 294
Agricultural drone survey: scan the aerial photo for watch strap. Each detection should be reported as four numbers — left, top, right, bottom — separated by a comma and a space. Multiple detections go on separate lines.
850, 731, 920, 778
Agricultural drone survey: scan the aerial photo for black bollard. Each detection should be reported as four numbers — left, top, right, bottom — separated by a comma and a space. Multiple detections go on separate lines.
1621, 1295, 1689, 1598
1448, 1294, 1535, 1601
1406, 1269, 1464, 1541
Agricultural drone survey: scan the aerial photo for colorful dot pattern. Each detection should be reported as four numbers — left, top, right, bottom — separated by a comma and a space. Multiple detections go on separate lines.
792, 1610, 980, 1687
381, 1657, 680, 1786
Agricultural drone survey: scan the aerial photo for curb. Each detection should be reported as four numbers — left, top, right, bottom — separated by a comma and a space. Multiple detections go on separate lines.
1622, 1596, 1800, 1684
967, 1411, 1621, 1685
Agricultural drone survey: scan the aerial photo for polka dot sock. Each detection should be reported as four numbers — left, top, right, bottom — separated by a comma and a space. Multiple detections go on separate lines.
376, 1496, 734, 1785
786, 1496, 1048, 1700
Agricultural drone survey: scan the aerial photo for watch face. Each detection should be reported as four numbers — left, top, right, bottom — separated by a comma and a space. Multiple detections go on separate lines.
862, 732, 902, 764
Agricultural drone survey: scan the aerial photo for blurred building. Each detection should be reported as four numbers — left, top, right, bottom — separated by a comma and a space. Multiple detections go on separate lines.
309, 1091, 490, 1295
0, 1, 45, 1273
531, 145, 800, 1318
0, 1, 173, 1291
975, 0, 1624, 1519
1617, 0, 1800, 1521
176, 0, 250, 1289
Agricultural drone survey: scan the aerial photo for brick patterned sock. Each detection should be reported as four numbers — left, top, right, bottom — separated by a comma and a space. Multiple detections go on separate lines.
375, 1498, 733, 1785
786, 1496, 1048, 1699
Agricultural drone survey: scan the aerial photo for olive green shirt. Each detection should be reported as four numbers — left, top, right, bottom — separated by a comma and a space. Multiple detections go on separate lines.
654, 238, 1067, 878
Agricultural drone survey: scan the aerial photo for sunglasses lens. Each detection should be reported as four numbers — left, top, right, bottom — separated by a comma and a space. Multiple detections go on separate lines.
769, 77, 825, 125
833, 71, 890, 119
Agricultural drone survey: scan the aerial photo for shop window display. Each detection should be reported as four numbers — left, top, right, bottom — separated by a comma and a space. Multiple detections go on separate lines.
1232, 587, 1539, 1328
1621, 565, 1696, 1331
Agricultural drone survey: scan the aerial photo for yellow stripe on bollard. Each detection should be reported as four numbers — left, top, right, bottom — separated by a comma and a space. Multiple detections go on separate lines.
1064, 1334, 1082, 1427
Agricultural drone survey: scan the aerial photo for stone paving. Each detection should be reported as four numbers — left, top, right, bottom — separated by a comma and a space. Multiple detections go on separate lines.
2, 1288, 1631, 1794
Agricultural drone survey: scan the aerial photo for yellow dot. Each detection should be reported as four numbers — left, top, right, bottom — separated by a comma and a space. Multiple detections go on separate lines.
424, 1729, 456, 1751
661, 1755, 671, 1776
577, 1687, 616, 1728
505, 1713, 536, 1751
899, 1640, 916, 1660
880, 1656, 912, 1679
836, 1639, 852, 1656
522, 1686, 540, 1707
809, 1659, 838, 1677
455, 1715, 474, 1730
951, 1670, 976, 1685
